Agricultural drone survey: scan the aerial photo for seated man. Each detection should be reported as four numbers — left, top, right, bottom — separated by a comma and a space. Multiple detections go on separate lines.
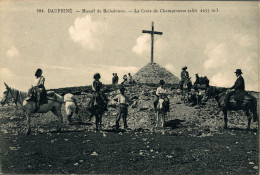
224, 69, 245, 107
154, 80, 170, 112
27, 68, 47, 111
87, 73, 108, 111
194, 74, 201, 85
179, 66, 189, 90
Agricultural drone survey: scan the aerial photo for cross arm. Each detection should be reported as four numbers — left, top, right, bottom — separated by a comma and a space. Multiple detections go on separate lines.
142, 30, 152, 34
153, 31, 163, 35
142, 30, 163, 35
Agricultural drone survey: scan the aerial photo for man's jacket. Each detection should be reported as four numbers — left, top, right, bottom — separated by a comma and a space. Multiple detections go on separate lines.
181, 71, 189, 80
231, 76, 245, 91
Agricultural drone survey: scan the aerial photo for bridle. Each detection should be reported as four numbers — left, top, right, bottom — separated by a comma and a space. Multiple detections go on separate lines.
1, 89, 9, 105
1, 87, 19, 106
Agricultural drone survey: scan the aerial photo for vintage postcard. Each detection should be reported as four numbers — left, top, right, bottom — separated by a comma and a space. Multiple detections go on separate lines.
0, 1, 259, 174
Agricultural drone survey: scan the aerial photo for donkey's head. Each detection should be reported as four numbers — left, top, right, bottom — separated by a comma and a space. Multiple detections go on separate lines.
1, 83, 12, 106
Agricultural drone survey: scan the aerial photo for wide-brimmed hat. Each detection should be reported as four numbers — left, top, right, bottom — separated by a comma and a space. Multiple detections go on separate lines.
159, 80, 165, 85
234, 69, 242, 75
182, 66, 187, 70
93, 73, 101, 79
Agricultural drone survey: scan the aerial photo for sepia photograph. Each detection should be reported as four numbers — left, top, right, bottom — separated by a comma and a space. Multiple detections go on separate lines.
0, 1, 259, 174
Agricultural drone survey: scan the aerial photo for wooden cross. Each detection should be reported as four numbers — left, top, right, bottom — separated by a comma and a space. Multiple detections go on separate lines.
142, 21, 163, 64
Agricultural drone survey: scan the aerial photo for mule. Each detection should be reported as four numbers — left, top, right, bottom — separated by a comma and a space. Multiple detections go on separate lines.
88, 94, 107, 131
194, 76, 210, 88
155, 98, 168, 128
180, 78, 192, 96
1, 83, 63, 135
206, 86, 258, 130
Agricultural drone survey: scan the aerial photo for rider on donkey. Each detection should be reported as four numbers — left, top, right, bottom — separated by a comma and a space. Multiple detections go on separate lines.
224, 69, 245, 107
180, 66, 190, 91
154, 80, 170, 112
88, 73, 108, 111
194, 74, 200, 84
28, 68, 47, 111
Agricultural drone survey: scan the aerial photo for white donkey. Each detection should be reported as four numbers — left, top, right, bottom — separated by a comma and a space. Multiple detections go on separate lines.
1, 83, 63, 135
155, 98, 167, 128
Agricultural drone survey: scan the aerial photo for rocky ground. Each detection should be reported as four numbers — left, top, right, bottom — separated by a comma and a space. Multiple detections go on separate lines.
0, 83, 258, 174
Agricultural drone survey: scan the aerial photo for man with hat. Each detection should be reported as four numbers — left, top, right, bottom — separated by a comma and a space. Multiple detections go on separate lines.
154, 80, 170, 112
180, 66, 190, 91
224, 69, 245, 107
113, 86, 130, 130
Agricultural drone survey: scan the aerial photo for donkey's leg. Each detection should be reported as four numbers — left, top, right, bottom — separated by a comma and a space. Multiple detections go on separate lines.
52, 107, 62, 132
156, 112, 159, 128
223, 109, 228, 129
99, 114, 103, 130
252, 106, 258, 123
26, 112, 31, 135
95, 114, 99, 131
245, 110, 251, 130
161, 113, 165, 128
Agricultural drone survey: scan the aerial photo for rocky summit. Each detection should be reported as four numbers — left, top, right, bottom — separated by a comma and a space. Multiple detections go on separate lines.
133, 63, 180, 84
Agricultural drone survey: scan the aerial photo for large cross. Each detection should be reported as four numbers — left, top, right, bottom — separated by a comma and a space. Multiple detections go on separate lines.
142, 21, 163, 64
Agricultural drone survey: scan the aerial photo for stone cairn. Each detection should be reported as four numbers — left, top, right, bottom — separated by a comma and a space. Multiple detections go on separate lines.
133, 63, 180, 85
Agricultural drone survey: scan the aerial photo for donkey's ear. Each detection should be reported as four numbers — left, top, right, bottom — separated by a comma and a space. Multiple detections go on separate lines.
4, 82, 9, 89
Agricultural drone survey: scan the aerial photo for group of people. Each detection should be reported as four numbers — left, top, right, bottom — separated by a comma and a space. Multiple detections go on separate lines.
28, 66, 246, 129
112, 73, 134, 85
179, 66, 245, 107
112, 73, 119, 84
121, 73, 133, 84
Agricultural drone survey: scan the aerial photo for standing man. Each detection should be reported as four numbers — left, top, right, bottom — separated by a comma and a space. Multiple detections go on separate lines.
114, 73, 119, 84
224, 69, 245, 107
112, 73, 115, 84
128, 73, 133, 84
113, 87, 130, 130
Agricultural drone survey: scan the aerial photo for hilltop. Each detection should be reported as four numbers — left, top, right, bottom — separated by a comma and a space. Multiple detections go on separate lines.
133, 63, 180, 84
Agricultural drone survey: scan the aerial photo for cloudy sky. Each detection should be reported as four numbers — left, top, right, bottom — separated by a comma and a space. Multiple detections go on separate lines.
0, 1, 258, 93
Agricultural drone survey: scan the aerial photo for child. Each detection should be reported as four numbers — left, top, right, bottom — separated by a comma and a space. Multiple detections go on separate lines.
154, 80, 170, 112
113, 87, 130, 130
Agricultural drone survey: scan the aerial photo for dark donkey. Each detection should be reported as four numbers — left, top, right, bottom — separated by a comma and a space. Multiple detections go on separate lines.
205, 86, 258, 130
88, 93, 107, 131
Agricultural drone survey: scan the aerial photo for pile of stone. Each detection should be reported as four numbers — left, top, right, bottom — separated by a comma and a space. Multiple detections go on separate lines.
133, 63, 180, 84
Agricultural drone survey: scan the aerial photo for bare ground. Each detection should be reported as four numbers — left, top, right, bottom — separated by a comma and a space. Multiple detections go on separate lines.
0, 85, 258, 174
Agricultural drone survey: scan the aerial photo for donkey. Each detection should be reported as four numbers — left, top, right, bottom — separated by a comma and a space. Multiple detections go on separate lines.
206, 86, 258, 130
1, 83, 63, 135
155, 98, 168, 128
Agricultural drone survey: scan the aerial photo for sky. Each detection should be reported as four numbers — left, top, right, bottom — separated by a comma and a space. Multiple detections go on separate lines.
0, 1, 258, 94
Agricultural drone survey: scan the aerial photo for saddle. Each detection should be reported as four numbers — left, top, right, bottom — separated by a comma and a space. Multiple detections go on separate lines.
223, 91, 250, 107
87, 92, 108, 111
26, 88, 55, 105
